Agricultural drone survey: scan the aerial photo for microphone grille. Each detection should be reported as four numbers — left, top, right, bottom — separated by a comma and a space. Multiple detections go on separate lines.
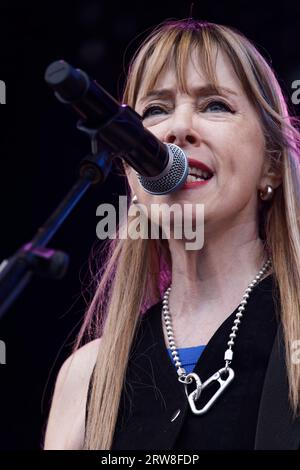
137, 144, 188, 195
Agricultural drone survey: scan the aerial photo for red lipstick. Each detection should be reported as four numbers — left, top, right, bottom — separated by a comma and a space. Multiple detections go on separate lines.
181, 157, 214, 190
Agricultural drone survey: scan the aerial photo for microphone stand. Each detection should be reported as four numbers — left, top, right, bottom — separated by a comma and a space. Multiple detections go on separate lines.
0, 124, 113, 319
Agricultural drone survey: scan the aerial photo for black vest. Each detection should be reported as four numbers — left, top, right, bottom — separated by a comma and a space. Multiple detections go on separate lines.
87, 274, 300, 449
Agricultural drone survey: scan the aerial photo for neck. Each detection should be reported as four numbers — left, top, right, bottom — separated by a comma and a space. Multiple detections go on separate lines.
167, 224, 269, 321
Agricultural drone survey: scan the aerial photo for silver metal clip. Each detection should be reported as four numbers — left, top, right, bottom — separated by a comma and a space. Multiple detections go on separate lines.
183, 372, 202, 400
184, 367, 235, 415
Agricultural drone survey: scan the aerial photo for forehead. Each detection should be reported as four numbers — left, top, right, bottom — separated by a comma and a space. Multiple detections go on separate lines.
136, 48, 244, 103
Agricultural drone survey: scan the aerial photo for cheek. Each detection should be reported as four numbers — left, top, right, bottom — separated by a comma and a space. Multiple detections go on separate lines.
215, 120, 265, 184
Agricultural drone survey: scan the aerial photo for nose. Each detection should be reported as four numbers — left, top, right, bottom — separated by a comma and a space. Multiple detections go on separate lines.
164, 110, 201, 147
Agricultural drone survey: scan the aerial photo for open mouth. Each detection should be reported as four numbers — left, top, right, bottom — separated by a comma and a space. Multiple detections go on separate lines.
185, 165, 214, 184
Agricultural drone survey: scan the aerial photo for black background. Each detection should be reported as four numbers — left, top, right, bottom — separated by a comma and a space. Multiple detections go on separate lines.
0, 0, 299, 450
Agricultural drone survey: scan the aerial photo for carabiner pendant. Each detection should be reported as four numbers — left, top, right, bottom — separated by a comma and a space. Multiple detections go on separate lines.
184, 367, 235, 415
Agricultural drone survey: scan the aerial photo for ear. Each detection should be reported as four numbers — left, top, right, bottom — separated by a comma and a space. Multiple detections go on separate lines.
258, 157, 282, 192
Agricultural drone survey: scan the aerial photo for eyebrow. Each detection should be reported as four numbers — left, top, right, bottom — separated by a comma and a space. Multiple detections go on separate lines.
138, 84, 238, 104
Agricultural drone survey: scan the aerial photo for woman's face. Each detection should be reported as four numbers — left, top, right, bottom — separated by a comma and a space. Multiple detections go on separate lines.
127, 48, 273, 237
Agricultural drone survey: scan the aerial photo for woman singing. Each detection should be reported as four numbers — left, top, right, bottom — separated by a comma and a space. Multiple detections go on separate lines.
44, 18, 300, 450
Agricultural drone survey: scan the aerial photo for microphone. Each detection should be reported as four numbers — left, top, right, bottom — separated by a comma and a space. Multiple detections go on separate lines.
44, 60, 188, 195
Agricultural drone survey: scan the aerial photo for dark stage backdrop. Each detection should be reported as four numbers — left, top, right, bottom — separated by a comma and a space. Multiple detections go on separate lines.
0, 0, 299, 450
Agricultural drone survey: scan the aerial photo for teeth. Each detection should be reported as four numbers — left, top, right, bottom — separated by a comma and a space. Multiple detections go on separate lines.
188, 166, 212, 179
186, 175, 206, 182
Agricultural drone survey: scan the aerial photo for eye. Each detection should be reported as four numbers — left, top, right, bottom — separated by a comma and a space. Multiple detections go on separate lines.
141, 105, 168, 120
204, 100, 233, 113
140, 100, 234, 119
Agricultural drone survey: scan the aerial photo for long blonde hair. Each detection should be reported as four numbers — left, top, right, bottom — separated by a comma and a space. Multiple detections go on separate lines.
78, 19, 300, 449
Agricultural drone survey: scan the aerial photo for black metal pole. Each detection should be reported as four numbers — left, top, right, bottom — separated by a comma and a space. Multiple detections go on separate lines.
0, 148, 113, 320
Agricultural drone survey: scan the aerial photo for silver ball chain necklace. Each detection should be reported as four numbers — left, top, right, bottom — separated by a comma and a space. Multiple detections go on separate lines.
162, 257, 272, 415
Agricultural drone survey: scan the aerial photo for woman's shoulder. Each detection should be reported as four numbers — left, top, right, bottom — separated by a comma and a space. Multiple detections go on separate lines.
43, 338, 101, 450
53, 338, 101, 400
63, 338, 101, 375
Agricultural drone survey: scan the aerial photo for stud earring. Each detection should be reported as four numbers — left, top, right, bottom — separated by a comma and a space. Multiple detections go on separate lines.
259, 185, 274, 201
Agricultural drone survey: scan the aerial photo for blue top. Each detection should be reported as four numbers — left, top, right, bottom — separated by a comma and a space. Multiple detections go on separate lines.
167, 345, 206, 373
